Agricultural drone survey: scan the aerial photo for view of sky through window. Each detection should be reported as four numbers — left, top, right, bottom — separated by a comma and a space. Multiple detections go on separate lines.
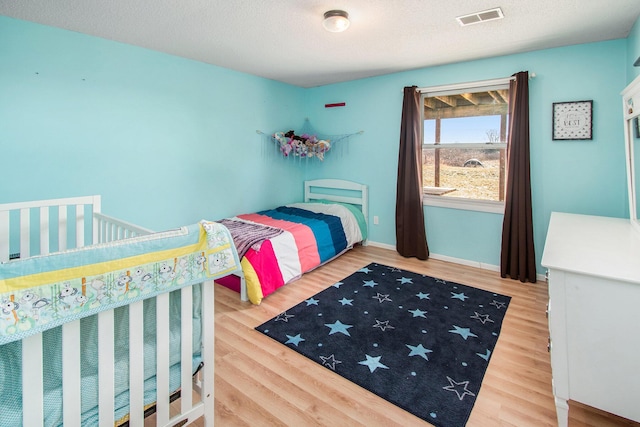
424, 116, 502, 143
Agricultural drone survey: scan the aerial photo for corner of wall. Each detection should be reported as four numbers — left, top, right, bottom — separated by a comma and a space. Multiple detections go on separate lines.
627, 15, 640, 82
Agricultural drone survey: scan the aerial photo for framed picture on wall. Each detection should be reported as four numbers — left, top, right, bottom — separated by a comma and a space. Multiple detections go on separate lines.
552, 100, 593, 140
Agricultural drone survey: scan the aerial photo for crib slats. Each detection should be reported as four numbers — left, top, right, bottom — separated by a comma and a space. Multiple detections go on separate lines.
76, 203, 85, 247
0, 195, 101, 257
20, 208, 31, 258
22, 334, 44, 427
202, 280, 215, 427
0, 210, 8, 262
39, 206, 49, 255
94, 212, 153, 243
98, 310, 115, 427
128, 300, 145, 427
62, 320, 82, 426
156, 293, 169, 426
98, 217, 108, 243
91, 195, 101, 243
1, 195, 221, 427
58, 205, 68, 251
14, 285, 213, 427
156, 292, 171, 425
181, 286, 194, 413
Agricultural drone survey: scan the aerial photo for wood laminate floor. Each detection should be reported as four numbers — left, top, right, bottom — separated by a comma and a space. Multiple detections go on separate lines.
213, 245, 640, 426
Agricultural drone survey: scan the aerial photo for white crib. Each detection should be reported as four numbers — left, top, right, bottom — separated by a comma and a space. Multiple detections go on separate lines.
0, 196, 238, 426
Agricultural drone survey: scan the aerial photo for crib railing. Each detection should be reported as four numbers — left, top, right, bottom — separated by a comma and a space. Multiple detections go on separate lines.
0, 196, 214, 427
19, 281, 214, 427
94, 212, 153, 243
0, 195, 155, 261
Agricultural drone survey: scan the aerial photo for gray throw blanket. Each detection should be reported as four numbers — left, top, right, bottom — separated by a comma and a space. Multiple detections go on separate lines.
218, 219, 284, 259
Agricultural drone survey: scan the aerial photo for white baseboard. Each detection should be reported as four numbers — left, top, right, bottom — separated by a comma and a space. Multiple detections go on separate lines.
366, 240, 395, 251
366, 240, 547, 282
429, 252, 500, 272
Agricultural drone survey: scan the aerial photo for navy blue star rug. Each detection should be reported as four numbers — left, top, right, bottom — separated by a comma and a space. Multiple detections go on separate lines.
255, 263, 511, 427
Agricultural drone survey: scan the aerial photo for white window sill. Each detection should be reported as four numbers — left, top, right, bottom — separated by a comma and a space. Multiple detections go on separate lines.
423, 194, 505, 214
424, 187, 457, 196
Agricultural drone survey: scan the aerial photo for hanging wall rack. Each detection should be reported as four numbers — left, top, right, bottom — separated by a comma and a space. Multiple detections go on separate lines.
257, 119, 363, 161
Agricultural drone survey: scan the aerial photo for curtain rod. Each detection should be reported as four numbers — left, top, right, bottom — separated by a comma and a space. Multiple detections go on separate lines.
410, 72, 536, 94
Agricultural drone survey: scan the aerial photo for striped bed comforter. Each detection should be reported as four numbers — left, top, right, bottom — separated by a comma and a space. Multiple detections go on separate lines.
218, 202, 367, 304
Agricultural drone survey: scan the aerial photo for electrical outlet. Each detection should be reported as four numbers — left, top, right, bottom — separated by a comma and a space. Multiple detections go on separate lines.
373, 216, 379, 225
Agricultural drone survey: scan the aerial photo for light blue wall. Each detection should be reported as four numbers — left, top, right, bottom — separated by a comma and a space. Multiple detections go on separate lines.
1, 16, 635, 276
305, 40, 629, 273
0, 17, 307, 231
627, 16, 640, 82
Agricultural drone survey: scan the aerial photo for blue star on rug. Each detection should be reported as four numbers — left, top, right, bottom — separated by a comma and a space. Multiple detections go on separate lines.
325, 320, 353, 336
449, 325, 478, 340
408, 308, 428, 318
285, 333, 305, 346
451, 292, 469, 301
256, 262, 511, 427
476, 349, 491, 361
406, 343, 433, 361
416, 292, 430, 300
363, 280, 378, 288
358, 354, 389, 373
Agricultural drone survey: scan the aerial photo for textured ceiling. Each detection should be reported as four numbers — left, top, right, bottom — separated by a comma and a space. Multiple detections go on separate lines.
1, 0, 640, 88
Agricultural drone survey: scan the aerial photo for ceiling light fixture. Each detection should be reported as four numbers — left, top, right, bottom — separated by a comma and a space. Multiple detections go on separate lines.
323, 10, 350, 33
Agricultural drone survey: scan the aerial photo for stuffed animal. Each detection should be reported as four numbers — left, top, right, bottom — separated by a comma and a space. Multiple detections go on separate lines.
273, 130, 332, 160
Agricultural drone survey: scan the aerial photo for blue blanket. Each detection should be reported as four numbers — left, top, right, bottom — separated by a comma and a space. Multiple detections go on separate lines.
258, 206, 348, 263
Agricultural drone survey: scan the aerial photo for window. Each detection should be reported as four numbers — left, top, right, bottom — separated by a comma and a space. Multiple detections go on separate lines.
421, 79, 510, 213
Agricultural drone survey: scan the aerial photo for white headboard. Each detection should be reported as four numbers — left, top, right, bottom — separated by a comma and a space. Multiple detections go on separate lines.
304, 179, 369, 227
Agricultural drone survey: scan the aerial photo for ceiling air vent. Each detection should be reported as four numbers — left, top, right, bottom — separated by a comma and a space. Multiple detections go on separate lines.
456, 7, 504, 26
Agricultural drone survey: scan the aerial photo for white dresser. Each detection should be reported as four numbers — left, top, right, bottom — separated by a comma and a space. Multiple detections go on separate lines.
541, 212, 640, 426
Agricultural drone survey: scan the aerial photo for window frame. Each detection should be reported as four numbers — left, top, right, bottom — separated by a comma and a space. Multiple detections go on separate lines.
418, 77, 512, 214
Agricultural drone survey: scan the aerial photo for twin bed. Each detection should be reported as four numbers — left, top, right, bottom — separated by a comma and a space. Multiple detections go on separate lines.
218, 179, 368, 304
0, 179, 368, 426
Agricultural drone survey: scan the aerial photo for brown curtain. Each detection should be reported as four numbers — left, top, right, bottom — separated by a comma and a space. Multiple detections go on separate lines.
500, 71, 536, 283
396, 86, 429, 260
